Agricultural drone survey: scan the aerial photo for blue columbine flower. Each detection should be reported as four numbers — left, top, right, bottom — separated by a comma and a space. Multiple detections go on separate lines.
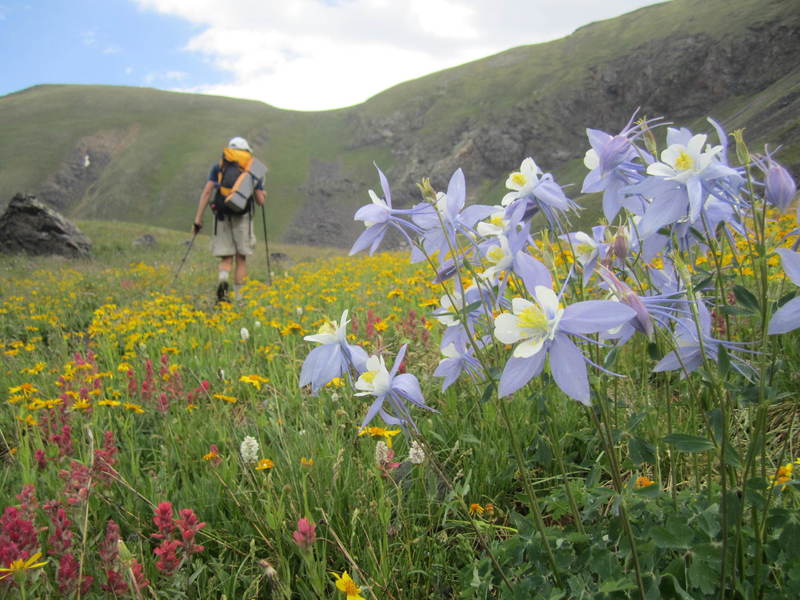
299, 310, 368, 394
561, 225, 608, 285
350, 165, 424, 255
493, 284, 635, 404
501, 157, 579, 232
478, 228, 552, 299
635, 127, 740, 240
768, 248, 800, 335
581, 114, 657, 222
410, 168, 494, 264
434, 339, 485, 392
355, 344, 437, 429
653, 298, 755, 377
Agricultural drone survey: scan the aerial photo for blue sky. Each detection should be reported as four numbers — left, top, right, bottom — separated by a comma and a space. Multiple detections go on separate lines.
1, 0, 660, 110
1, 1, 223, 94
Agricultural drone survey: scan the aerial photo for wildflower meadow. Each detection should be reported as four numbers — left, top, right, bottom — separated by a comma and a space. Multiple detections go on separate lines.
2, 113, 799, 599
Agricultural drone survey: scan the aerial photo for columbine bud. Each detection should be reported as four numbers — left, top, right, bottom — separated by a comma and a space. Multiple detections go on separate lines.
417, 177, 438, 204
731, 129, 750, 166
765, 162, 797, 212
254, 320, 262, 328
639, 117, 658, 157
610, 227, 630, 263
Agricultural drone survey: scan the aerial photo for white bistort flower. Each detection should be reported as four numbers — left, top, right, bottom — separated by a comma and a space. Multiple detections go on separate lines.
240, 435, 260, 464
240, 327, 250, 341
408, 440, 426, 465
375, 441, 390, 465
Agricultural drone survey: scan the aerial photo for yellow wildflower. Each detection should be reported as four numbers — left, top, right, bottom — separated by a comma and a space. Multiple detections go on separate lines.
469, 503, 484, 516
240, 374, 270, 390
255, 458, 275, 470
213, 393, 238, 403
332, 571, 366, 600
358, 426, 401, 448
300, 457, 314, 466
0, 551, 48, 580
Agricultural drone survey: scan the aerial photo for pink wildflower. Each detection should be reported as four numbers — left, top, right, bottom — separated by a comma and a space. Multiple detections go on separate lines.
176, 509, 205, 555
292, 517, 317, 551
151, 502, 175, 539
153, 538, 182, 576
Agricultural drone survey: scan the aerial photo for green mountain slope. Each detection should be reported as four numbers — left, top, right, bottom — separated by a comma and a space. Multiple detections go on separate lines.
1, 0, 798, 246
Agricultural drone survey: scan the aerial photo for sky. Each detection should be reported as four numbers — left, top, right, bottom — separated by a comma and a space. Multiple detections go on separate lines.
1, 0, 660, 111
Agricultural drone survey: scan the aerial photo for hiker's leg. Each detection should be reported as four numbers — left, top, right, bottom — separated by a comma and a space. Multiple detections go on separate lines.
234, 253, 247, 298
217, 256, 233, 301
234, 253, 247, 285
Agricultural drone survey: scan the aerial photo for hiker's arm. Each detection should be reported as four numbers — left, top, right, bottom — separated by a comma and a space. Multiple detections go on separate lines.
255, 188, 266, 207
193, 180, 215, 231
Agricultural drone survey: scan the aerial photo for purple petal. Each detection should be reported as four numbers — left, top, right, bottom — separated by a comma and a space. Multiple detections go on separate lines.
354, 203, 389, 224
514, 251, 552, 293
549, 335, 590, 405
349, 224, 386, 256
446, 168, 466, 215
637, 193, 686, 239
768, 297, 800, 335
393, 373, 436, 411
560, 301, 635, 334
777, 248, 800, 287
390, 344, 408, 377
434, 358, 463, 391
375, 164, 392, 207
687, 177, 703, 222
360, 395, 387, 429
498, 350, 546, 398
299, 344, 345, 394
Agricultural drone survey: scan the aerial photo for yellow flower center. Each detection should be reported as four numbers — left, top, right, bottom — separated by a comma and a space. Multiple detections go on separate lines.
511, 172, 527, 187
674, 151, 693, 171
490, 214, 505, 227
318, 321, 336, 335
361, 370, 377, 384
342, 580, 359, 595
517, 306, 548, 334
487, 246, 505, 263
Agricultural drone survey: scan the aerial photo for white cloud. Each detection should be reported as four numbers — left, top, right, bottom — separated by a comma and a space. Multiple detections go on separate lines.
133, 0, 661, 110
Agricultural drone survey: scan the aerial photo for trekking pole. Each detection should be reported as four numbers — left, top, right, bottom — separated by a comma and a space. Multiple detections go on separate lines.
260, 204, 273, 285
171, 231, 198, 288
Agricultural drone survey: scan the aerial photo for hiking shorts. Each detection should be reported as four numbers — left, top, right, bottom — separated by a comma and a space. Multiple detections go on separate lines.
211, 215, 256, 257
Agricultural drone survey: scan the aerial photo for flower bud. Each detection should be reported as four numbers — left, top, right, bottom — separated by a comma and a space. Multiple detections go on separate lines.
765, 162, 797, 212
731, 129, 750, 166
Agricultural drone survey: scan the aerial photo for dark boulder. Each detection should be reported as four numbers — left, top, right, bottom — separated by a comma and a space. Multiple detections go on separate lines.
133, 233, 157, 248
0, 194, 91, 258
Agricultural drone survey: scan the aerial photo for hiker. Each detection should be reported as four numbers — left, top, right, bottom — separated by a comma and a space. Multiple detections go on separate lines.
193, 136, 266, 302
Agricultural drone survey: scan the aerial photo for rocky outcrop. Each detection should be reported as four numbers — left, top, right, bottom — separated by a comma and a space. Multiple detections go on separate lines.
0, 194, 91, 257
37, 127, 138, 211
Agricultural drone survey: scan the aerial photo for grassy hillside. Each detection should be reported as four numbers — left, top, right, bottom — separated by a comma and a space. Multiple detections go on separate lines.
1, 0, 798, 245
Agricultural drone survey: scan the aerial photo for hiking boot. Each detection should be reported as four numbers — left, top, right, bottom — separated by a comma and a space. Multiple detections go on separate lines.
216, 281, 230, 303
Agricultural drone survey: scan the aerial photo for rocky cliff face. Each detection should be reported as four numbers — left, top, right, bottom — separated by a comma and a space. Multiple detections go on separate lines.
336, 20, 800, 223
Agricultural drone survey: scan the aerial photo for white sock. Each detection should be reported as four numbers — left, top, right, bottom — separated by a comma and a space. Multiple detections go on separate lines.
218, 270, 230, 283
